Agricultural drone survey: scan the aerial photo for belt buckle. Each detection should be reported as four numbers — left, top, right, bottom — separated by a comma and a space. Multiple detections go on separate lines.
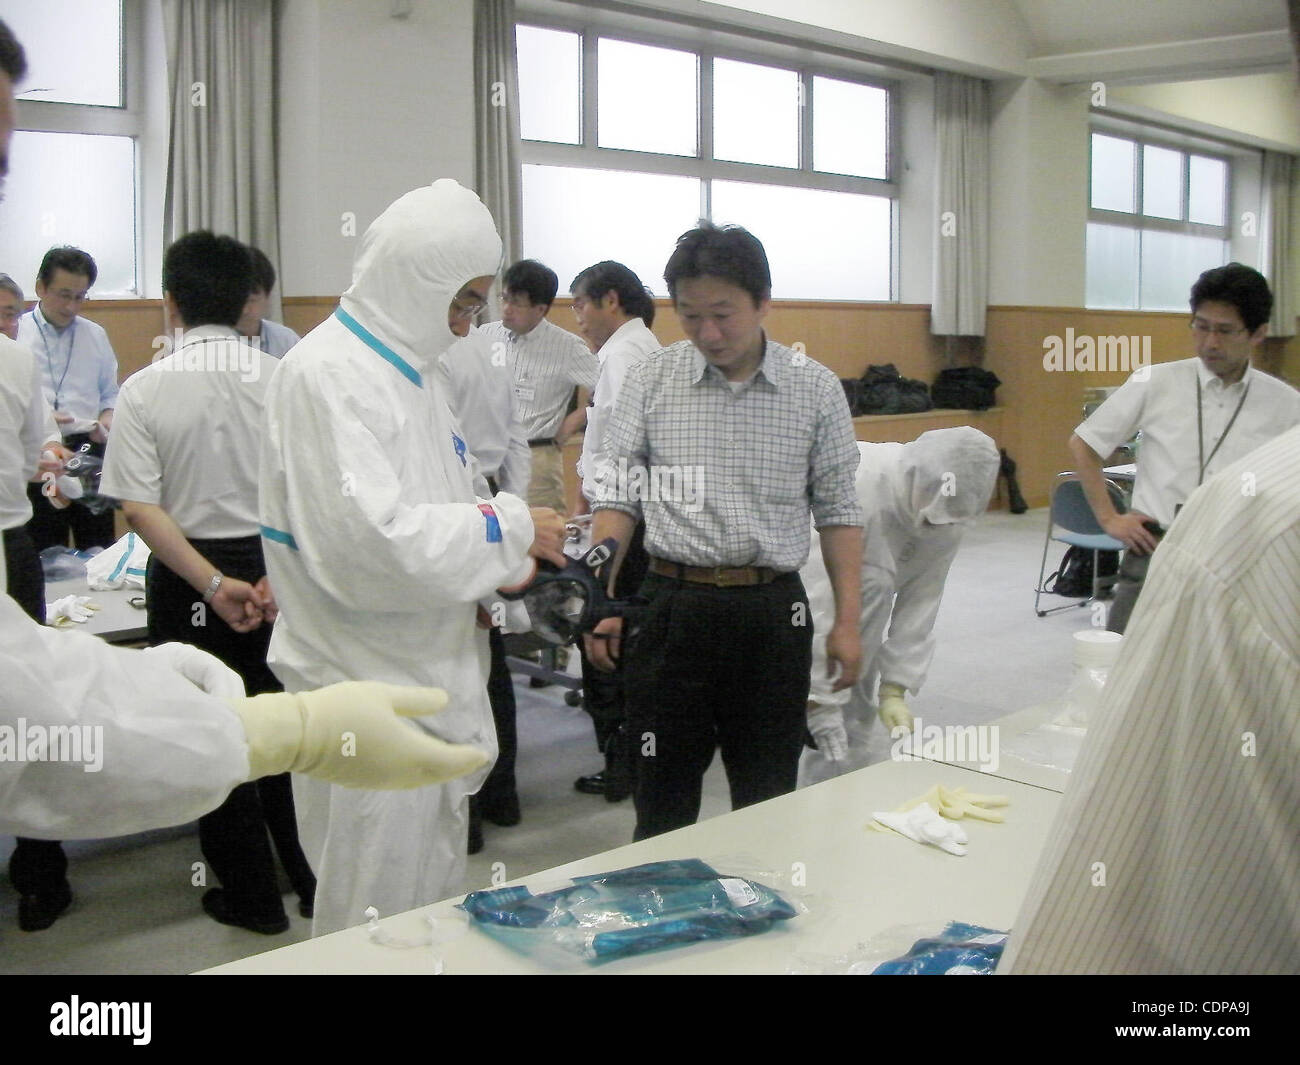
714, 566, 746, 587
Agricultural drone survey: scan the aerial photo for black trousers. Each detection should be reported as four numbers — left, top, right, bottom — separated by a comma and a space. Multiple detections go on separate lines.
477, 626, 518, 807
147, 537, 314, 920
25, 433, 116, 551
5, 525, 70, 900
579, 521, 648, 756
623, 571, 812, 841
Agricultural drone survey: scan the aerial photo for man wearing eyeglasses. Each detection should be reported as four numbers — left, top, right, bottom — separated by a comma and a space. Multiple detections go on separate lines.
477, 259, 598, 515
1068, 262, 1300, 633
18, 245, 121, 551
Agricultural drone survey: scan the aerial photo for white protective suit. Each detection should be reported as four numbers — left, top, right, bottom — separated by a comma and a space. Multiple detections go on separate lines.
259, 180, 536, 936
800, 428, 999, 783
0, 594, 248, 839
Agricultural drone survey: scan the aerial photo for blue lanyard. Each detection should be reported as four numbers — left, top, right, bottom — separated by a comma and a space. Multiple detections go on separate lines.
34, 313, 77, 410
333, 306, 422, 387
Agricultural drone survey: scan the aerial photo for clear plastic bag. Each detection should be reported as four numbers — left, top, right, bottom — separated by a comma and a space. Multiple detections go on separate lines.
38, 545, 103, 581
459, 858, 806, 966
790, 920, 1008, 974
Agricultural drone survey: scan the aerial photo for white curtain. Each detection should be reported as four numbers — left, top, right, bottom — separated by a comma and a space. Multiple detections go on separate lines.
1261, 150, 1296, 338
474, 0, 523, 271
162, 0, 280, 313
930, 72, 990, 337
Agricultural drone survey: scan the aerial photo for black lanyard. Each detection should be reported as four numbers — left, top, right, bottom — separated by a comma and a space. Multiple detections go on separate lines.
34, 315, 77, 411
1196, 374, 1250, 486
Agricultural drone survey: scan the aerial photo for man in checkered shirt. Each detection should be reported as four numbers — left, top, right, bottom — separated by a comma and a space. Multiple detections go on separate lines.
585, 222, 864, 840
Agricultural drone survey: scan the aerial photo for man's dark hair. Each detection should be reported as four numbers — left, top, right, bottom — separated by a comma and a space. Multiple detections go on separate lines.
503, 259, 558, 308
38, 246, 98, 289
1190, 262, 1273, 334
162, 231, 253, 328
247, 245, 276, 295
0, 19, 27, 82
570, 261, 655, 328
664, 221, 771, 307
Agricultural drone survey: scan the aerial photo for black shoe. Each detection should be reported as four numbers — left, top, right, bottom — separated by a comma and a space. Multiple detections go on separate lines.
298, 896, 314, 919
575, 771, 630, 801
17, 883, 73, 932
529, 676, 551, 689
201, 888, 290, 935
478, 793, 521, 827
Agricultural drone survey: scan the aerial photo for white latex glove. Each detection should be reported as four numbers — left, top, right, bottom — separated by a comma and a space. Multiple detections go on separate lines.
230, 681, 489, 789
142, 643, 246, 700
877, 681, 915, 734
807, 703, 849, 762
873, 802, 969, 856
47, 594, 99, 626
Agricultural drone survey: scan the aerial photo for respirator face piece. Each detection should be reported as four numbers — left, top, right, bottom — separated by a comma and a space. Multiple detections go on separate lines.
501, 539, 627, 646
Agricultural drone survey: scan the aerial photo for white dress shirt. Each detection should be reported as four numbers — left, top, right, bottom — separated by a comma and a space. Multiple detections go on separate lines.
17, 305, 120, 425
440, 326, 532, 496
579, 316, 661, 505
1003, 426, 1300, 974
1075, 357, 1300, 527
0, 336, 60, 530
478, 317, 598, 440
100, 325, 279, 539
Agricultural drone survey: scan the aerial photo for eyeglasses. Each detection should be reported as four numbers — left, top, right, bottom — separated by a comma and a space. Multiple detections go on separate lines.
450, 295, 487, 323
50, 289, 89, 303
1190, 318, 1247, 338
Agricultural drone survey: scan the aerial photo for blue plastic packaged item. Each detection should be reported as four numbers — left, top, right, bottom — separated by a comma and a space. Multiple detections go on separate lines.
871, 920, 1008, 974
459, 858, 800, 965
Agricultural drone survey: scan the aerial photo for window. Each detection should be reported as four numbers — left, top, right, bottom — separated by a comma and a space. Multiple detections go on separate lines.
1086, 129, 1230, 311
0, 0, 140, 297
515, 23, 895, 300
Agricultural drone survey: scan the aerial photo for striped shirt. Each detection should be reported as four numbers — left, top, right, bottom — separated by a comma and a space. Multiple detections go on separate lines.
594, 337, 863, 571
478, 317, 598, 440
1002, 425, 1300, 974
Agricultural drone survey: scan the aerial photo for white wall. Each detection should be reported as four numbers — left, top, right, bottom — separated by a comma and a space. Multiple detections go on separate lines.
987, 77, 1090, 306
1110, 73, 1300, 153
276, 0, 476, 298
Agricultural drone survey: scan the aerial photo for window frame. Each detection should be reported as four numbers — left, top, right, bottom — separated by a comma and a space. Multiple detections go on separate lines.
10, 0, 143, 297
516, 14, 900, 300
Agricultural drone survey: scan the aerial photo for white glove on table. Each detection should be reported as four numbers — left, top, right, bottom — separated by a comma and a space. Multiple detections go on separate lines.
47, 595, 100, 626
873, 802, 969, 856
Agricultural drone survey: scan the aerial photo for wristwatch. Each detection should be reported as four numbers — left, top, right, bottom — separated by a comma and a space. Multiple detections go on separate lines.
202, 572, 224, 603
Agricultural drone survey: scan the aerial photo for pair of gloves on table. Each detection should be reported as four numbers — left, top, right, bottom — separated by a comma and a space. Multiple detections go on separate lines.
144, 643, 486, 790
807, 682, 914, 762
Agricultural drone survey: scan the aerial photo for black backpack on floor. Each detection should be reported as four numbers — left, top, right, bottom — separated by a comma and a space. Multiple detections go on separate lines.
1045, 546, 1119, 597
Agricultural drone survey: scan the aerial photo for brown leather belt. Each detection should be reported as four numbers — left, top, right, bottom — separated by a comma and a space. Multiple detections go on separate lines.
649, 556, 780, 587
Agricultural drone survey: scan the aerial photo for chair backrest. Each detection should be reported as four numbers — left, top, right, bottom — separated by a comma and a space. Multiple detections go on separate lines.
1051, 477, 1126, 536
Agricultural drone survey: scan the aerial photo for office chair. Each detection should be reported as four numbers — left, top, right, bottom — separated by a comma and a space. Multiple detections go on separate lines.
1034, 474, 1126, 617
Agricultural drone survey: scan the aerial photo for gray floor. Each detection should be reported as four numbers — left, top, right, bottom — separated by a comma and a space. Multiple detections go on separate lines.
0, 507, 1098, 974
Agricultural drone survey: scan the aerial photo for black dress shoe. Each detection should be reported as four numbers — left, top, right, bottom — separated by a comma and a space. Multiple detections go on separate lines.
18, 883, 73, 932
478, 793, 521, 827
201, 889, 290, 935
298, 896, 314, 919
574, 772, 630, 802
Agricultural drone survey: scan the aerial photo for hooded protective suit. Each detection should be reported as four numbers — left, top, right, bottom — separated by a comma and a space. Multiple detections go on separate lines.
800, 428, 999, 780
259, 180, 535, 935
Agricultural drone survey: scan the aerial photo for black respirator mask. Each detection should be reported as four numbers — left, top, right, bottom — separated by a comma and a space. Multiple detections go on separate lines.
499, 537, 645, 646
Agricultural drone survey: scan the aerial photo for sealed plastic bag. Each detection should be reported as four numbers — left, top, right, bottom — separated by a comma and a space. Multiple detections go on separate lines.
460, 858, 801, 965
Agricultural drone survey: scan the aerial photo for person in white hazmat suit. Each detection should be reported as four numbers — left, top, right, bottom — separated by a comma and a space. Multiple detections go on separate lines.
258, 180, 566, 937
0, 590, 490, 841
799, 428, 999, 784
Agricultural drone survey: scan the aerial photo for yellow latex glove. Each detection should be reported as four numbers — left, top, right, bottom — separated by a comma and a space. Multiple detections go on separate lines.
868, 783, 1010, 831
877, 682, 915, 733
230, 681, 488, 789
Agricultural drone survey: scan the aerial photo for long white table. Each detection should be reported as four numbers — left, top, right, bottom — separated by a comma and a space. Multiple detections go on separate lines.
201, 758, 1061, 975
